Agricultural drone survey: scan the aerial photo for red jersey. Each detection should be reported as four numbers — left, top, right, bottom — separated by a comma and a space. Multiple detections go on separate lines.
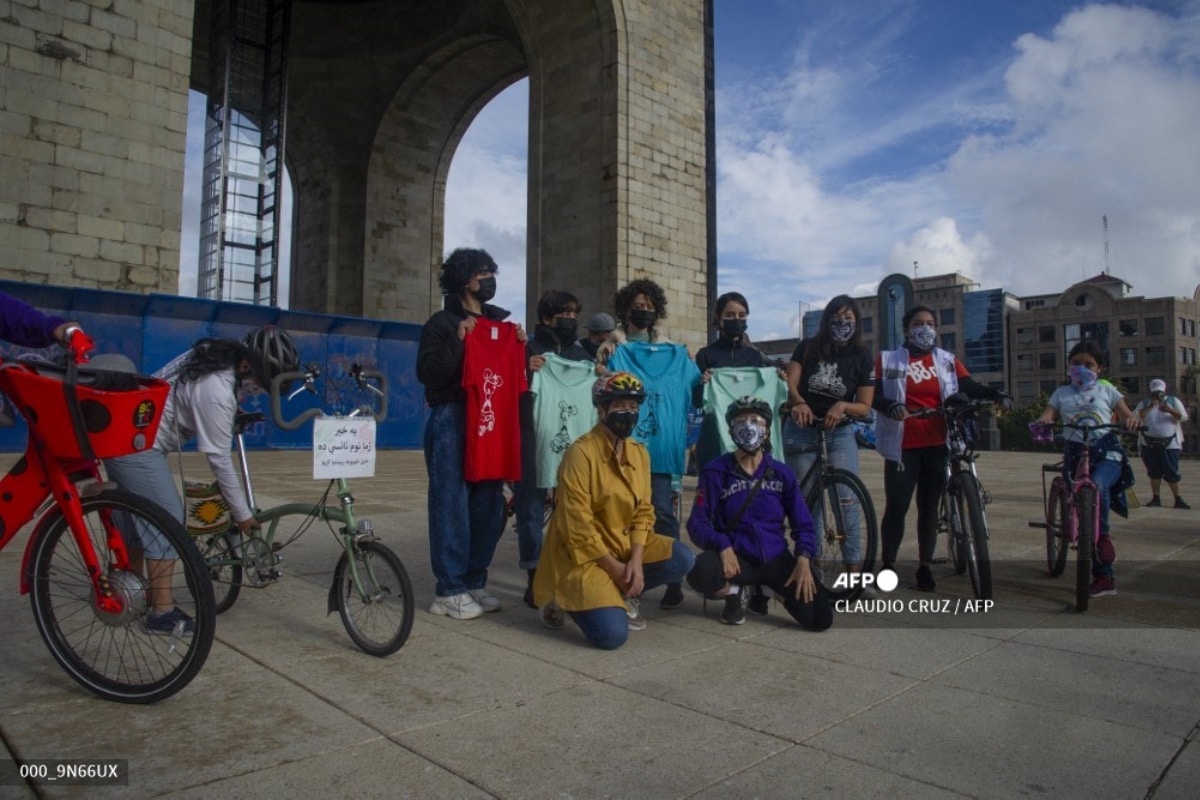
874, 351, 969, 449
462, 319, 527, 481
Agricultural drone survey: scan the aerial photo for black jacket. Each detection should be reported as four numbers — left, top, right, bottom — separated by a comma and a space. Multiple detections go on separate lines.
416, 295, 510, 406
528, 324, 592, 363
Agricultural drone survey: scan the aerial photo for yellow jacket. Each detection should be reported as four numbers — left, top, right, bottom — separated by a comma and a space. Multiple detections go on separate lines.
533, 424, 675, 611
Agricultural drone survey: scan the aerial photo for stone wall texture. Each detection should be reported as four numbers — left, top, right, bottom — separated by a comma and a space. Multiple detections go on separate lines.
0, 0, 192, 293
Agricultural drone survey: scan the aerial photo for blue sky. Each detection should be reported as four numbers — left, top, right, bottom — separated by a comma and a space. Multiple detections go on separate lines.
183, 1, 1200, 341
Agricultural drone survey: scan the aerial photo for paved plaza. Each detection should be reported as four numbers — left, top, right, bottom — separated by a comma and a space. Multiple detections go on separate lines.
0, 449, 1197, 799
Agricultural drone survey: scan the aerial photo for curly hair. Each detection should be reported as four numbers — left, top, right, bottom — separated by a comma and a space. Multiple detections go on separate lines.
613, 278, 668, 328
178, 338, 247, 384
438, 248, 498, 296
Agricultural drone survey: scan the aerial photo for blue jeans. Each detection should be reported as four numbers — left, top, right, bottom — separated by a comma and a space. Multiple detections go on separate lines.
513, 468, 548, 570
1066, 456, 1121, 579
650, 472, 679, 540
423, 402, 506, 596
567, 541, 696, 650
785, 421, 864, 564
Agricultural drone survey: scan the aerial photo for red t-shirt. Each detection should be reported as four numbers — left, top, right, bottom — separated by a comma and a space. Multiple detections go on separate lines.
874, 351, 969, 449
462, 319, 527, 481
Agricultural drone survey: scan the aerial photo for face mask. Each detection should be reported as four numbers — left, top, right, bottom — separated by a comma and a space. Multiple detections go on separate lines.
720, 319, 748, 339
604, 409, 639, 439
829, 319, 855, 344
730, 418, 768, 454
473, 276, 497, 303
908, 324, 937, 350
552, 318, 578, 343
629, 309, 656, 330
1069, 364, 1098, 389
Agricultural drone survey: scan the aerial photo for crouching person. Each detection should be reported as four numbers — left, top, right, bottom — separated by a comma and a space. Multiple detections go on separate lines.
686, 397, 833, 630
533, 372, 695, 649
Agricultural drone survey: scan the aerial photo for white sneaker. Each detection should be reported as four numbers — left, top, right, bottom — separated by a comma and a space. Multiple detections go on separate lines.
468, 588, 501, 613
429, 592, 484, 620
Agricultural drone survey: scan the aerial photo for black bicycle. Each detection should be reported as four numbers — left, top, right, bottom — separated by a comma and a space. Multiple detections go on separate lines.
791, 419, 879, 601
909, 398, 995, 600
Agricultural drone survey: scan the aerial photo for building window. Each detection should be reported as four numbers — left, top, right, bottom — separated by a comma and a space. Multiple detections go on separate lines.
1018, 381, 1035, 398
1146, 346, 1166, 365
1017, 354, 1034, 371
940, 333, 956, 350
1118, 377, 1140, 394
1025, 299, 1046, 310
1184, 376, 1198, 394
941, 308, 955, 326
1065, 322, 1110, 362
1038, 326, 1055, 343
1181, 347, 1189, 365
1017, 327, 1034, 345
861, 316, 873, 334
1182, 319, 1189, 336
1145, 317, 1165, 336
1040, 379, 1060, 397
1038, 352, 1056, 370
1190, 320, 1196, 337
1119, 347, 1137, 366
1119, 319, 1138, 337
1075, 293, 1092, 309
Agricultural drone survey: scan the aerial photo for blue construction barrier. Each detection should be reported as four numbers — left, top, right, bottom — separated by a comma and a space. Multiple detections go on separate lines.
0, 279, 426, 451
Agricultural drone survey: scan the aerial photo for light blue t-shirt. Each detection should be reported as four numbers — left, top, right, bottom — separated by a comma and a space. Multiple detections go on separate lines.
701, 367, 787, 457
608, 341, 701, 475
1048, 381, 1124, 445
530, 355, 598, 488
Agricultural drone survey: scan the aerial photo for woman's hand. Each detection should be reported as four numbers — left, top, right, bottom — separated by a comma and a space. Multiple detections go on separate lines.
720, 547, 739, 580
622, 558, 645, 598
457, 317, 478, 340
514, 324, 528, 344
701, 368, 713, 384
785, 555, 817, 603
790, 401, 814, 427
529, 354, 547, 372
823, 401, 846, 430
236, 516, 260, 535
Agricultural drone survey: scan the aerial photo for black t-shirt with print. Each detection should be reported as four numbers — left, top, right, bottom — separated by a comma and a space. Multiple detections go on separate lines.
789, 340, 874, 418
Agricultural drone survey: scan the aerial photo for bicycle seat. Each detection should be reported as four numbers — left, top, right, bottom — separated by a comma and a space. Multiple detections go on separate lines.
234, 411, 265, 433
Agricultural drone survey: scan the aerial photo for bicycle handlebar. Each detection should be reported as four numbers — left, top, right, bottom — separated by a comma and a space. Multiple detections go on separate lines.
1028, 421, 1132, 446
270, 363, 389, 431
904, 397, 994, 419
64, 327, 95, 364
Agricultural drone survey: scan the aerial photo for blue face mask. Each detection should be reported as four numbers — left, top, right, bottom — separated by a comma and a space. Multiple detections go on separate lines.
1069, 364, 1098, 389
908, 324, 937, 350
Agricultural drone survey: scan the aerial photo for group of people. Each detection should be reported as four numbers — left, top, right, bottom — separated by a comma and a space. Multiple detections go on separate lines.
4, 261, 1188, 649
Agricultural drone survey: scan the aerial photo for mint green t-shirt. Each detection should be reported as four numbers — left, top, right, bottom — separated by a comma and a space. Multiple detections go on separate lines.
530, 354, 599, 488
701, 367, 788, 458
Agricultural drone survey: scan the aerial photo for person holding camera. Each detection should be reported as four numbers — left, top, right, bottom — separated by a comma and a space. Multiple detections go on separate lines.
1134, 378, 1189, 509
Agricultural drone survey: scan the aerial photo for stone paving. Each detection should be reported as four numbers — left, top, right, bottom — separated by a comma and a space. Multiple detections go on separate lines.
0, 449, 1197, 799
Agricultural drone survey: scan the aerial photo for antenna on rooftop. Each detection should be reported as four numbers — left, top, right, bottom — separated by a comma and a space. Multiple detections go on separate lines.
913, 260, 919, 280
1102, 214, 1110, 275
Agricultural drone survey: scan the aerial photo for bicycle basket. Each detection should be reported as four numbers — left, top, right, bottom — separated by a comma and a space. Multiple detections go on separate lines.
0, 361, 169, 460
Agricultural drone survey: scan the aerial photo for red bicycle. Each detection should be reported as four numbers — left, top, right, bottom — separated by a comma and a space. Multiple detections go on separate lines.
0, 332, 214, 702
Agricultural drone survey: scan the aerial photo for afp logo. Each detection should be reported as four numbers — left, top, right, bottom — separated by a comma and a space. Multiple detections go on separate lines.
832, 568, 899, 593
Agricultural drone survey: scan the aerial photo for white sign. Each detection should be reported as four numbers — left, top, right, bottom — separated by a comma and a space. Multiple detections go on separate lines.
313, 418, 377, 479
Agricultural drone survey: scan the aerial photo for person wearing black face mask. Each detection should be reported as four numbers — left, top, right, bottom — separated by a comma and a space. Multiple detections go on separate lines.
515, 290, 594, 607
595, 278, 671, 368
532, 372, 696, 649
417, 248, 528, 621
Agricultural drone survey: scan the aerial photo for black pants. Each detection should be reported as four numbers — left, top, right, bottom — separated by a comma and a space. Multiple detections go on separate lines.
687, 550, 833, 632
881, 445, 946, 565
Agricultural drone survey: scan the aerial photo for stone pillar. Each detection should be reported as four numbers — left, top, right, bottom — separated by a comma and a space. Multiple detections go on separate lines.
0, 0, 193, 292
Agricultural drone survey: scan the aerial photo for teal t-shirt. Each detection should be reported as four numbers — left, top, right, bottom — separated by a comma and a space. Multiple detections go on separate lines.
530, 354, 598, 488
608, 341, 701, 475
701, 367, 788, 460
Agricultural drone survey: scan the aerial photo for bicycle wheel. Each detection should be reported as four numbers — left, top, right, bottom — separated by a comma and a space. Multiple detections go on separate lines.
195, 529, 243, 614
332, 540, 414, 656
951, 473, 992, 600
1045, 479, 1070, 578
807, 469, 878, 601
1075, 486, 1096, 613
943, 494, 967, 575
28, 489, 215, 703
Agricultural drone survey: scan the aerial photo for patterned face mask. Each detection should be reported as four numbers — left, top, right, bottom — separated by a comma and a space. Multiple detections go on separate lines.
1068, 364, 1098, 389
829, 319, 855, 344
730, 418, 768, 454
908, 324, 937, 350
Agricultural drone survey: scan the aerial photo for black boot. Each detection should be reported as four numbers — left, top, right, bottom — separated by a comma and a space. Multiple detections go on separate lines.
523, 568, 537, 609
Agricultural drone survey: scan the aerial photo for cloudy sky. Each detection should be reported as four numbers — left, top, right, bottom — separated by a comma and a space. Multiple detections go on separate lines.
183, 0, 1200, 341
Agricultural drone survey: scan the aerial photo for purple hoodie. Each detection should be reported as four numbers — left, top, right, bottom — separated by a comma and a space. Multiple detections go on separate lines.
687, 452, 817, 562
1, 292, 65, 348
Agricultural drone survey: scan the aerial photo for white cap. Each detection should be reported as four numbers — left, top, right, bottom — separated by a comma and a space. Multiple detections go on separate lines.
1149, 378, 1167, 393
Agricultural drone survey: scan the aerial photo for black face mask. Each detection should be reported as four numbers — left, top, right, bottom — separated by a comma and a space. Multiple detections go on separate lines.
721, 319, 748, 339
552, 318, 578, 343
473, 276, 497, 303
629, 309, 656, 331
604, 409, 639, 439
